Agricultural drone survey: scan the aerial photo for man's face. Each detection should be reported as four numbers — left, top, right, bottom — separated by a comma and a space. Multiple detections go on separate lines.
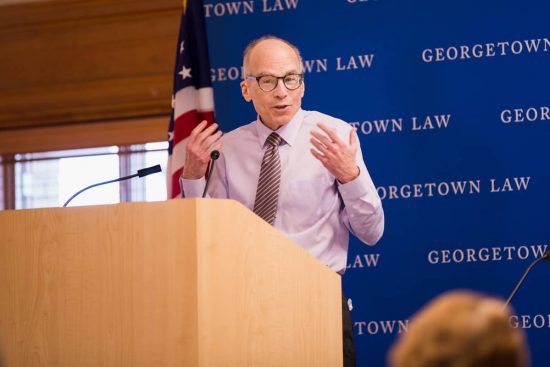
240, 39, 305, 130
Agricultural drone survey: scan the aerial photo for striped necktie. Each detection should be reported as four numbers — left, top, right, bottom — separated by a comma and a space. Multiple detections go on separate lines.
253, 132, 283, 225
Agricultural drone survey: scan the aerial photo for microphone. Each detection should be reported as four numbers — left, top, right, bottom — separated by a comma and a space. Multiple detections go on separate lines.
503, 251, 549, 309
202, 150, 220, 198
63, 164, 162, 207
137, 165, 162, 177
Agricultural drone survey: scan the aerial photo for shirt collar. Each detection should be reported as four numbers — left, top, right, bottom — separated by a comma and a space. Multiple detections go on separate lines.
254, 109, 305, 148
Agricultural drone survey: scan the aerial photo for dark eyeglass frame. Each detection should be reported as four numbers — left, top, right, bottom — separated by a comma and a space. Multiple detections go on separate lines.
245, 73, 304, 92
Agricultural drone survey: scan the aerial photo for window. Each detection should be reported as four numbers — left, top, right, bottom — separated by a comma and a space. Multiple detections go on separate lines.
5, 143, 168, 210
126, 142, 169, 203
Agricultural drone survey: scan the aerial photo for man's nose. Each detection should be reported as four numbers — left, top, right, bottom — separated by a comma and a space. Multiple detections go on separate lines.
272, 79, 288, 98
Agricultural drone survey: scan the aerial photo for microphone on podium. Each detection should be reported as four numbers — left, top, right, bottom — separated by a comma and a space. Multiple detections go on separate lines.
503, 251, 549, 309
202, 150, 220, 198
63, 164, 162, 207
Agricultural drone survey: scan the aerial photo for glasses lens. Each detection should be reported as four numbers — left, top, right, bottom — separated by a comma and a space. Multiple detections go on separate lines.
255, 74, 303, 91
258, 76, 277, 91
283, 74, 302, 90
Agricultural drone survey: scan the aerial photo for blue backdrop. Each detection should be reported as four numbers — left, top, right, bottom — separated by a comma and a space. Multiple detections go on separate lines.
202, 0, 549, 365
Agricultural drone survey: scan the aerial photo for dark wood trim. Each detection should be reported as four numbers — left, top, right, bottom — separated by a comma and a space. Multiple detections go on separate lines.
0, 0, 181, 129
0, 116, 169, 155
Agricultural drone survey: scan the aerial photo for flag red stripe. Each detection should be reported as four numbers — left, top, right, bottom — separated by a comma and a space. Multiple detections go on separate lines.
173, 110, 216, 146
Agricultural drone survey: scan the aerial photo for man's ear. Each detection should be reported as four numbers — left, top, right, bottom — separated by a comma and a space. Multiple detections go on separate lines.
300, 81, 305, 98
241, 80, 252, 102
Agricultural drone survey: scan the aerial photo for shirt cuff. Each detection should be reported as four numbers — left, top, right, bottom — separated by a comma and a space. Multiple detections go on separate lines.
337, 168, 371, 200
179, 176, 207, 198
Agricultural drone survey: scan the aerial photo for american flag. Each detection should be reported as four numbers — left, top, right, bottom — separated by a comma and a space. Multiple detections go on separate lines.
167, 0, 215, 198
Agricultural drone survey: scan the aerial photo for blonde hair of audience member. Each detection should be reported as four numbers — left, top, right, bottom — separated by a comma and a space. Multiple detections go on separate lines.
388, 290, 530, 367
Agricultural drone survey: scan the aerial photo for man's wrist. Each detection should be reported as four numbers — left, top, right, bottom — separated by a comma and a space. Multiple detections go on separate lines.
182, 172, 204, 180
182, 166, 206, 180
337, 166, 360, 184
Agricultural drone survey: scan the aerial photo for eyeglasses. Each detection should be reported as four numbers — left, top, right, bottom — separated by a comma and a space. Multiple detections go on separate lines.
245, 73, 304, 92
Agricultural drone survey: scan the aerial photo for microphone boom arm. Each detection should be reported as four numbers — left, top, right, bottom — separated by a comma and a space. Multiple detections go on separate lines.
63, 164, 162, 207
63, 174, 138, 207
504, 251, 549, 309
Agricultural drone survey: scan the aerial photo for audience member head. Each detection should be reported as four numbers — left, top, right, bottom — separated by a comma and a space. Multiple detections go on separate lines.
388, 290, 529, 367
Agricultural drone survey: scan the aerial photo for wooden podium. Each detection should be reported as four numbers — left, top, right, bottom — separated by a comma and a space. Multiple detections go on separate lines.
0, 199, 342, 367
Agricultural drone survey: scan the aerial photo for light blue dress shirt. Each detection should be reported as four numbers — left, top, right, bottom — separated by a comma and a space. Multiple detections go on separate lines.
181, 109, 384, 273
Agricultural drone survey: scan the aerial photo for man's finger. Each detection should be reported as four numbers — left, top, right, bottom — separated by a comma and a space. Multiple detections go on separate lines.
211, 140, 223, 152
310, 137, 329, 155
317, 123, 342, 145
311, 130, 333, 149
310, 148, 327, 163
201, 130, 223, 150
197, 122, 219, 141
190, 120, 208, 137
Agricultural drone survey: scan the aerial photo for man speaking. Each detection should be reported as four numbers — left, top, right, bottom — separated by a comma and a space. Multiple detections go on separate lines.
180, 35, 384, 367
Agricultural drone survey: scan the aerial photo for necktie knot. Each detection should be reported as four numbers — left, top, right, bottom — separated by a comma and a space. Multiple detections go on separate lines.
265, 132, 283, 148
